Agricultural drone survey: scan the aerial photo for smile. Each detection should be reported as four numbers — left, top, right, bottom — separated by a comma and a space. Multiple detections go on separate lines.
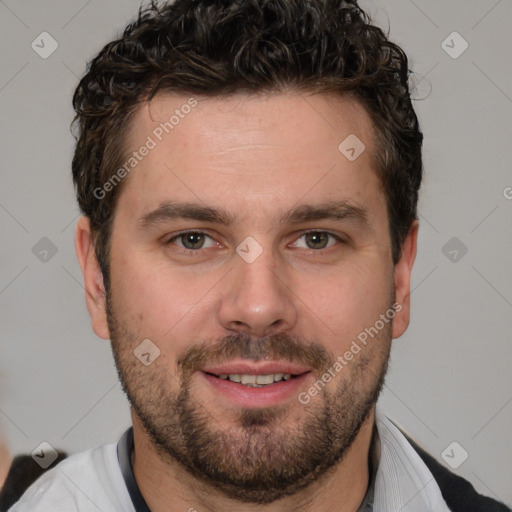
199, 362, 311, 408
207, 372, 295, 387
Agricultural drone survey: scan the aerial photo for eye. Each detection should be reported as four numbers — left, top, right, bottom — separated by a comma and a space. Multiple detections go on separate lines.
167, 231, 217, 250
290, 231, 340, 250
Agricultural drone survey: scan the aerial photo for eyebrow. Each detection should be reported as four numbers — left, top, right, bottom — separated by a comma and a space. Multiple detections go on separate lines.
280, 200, 369, 227
138, 200, 369, 229
139, 201, 235, 228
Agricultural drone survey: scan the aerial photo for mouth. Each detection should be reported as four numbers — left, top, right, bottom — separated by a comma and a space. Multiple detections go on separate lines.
199, 361, 312, 408
205, 371, 298, 387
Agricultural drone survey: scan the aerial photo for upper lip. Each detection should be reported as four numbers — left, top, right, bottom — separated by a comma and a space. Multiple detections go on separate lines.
201, 360, 311, 376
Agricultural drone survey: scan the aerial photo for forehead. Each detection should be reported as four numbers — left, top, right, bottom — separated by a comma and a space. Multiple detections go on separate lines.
129, 91, 375, 154
118, 91, 384, 223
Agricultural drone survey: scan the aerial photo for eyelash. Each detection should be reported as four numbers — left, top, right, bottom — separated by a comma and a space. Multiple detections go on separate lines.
165, 230, 219, 255
164, 230, 344, 255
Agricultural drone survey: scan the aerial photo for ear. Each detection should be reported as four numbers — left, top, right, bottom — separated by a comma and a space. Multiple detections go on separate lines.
75, 217, 110, 340
392, 220, 419, 339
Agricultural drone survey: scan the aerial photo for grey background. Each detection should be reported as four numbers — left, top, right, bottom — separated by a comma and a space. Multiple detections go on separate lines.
1, 0, 511, 504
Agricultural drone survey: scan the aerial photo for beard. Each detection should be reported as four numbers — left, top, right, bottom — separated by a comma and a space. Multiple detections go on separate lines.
107, 293, 392, 504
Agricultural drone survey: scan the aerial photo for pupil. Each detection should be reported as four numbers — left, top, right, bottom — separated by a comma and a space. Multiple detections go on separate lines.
183, 233, 204, 249
306, 232, 328, 249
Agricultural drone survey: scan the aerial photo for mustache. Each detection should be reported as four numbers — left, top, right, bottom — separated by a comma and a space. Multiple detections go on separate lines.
178, 332, 334, 376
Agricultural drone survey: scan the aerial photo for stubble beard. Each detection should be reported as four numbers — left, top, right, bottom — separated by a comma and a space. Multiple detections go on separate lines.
106, 293, 392, 504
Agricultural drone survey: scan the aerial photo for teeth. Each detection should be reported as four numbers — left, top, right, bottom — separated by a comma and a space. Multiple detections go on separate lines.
241, 375, 257, 385
216, 373, 295, 386
256, 374, 274, 385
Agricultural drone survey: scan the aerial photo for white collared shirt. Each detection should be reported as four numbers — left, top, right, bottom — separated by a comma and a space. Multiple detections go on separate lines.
10, 410, 451, 512
359, 409, 451, 511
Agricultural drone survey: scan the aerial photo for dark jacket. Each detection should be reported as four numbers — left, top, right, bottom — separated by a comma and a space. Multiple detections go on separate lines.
406, 434, 511, 512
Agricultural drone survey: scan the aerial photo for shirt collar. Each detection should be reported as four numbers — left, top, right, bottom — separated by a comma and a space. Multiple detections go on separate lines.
117, 409, 451, 512
370, 408, 451, 512
117, 427, 151, 512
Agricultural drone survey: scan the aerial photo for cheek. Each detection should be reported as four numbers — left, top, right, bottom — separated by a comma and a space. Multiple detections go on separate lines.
109, 248, 220, 344
297, 257, 393, 342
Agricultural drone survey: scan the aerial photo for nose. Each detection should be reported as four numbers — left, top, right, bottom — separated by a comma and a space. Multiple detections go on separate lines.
218, 248, 298, 338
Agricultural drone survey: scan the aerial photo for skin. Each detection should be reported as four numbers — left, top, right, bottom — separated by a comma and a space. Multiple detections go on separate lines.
76, 91, 418, 512
0, 438, 11, 488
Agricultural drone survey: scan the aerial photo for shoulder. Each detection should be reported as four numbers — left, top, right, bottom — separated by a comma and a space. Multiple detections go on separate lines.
406, 435, 511, 512
8, 442, 134, 512
380, 413, 511, 512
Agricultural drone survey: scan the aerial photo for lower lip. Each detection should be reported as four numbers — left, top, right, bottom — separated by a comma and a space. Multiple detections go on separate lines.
201, 371, 311, 408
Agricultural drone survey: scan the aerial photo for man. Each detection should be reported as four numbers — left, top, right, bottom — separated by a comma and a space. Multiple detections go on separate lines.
9, 0, 510, 511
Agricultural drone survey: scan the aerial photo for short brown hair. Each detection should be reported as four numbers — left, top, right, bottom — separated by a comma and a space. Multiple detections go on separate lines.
72, 0, 423, 285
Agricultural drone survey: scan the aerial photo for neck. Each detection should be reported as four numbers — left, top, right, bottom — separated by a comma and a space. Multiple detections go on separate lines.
131, 408, 375, 512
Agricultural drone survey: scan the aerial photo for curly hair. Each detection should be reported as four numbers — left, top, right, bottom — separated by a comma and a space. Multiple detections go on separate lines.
72, 0, 422, 284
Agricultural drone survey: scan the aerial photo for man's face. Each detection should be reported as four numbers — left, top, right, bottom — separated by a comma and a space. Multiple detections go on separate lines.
82, 92, 416, 503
